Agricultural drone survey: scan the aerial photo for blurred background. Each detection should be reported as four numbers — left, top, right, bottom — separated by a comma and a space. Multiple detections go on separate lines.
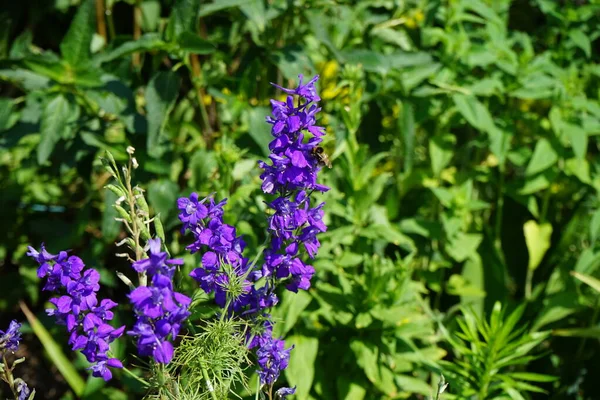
1, 0, 600, 399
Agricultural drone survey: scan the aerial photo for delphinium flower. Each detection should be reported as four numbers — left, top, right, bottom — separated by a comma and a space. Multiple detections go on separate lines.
0, 321, 22, 353
251, 74, 327, 392
0, 320, 34, 400
127, 238, 191, 364
177, 195, 254, 311
178, 75, 328, 394
27, 246, 124, 381
256, 74, 328, 294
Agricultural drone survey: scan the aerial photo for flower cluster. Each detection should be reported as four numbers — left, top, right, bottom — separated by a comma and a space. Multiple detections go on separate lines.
178, 75, 327, 393
0, 320, 22, 353
0, 321, 32, 400
127, 239, 191, 364
256, 75, 328, 293
178, 194, 253, 311
247, 321, 294, 390
28, 246, 124, 381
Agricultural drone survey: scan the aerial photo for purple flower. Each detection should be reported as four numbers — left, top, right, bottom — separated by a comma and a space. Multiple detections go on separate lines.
0, 320, 22, 353
256, 332, 293, 385
276, 387, 296, 399
88, 358, 123, 381
179, 194, 252, 312
28, 245, 124, 381
16, 380, 31, 400
127, 239, 190, 364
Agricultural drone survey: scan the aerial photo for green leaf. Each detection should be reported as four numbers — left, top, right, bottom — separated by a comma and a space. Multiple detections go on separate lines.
198, 0, 251, 17
37, 95, 71, 164
446, 233, 483, 263
176, 31, 215, 54
429, 134, 455, 176
20, 302, 85, 396
273, 290, 312, 336
0, 98, 15, 131
271, 45, 315, 81
240, 0, 267, 32
590, 209, 600, 243
400, 101, 415, 172
524, 220, 552, 271
146, 71, 181, 158
0, 68, 50, 91
395, 374, 432, 395
101, 190, 120, 242
525, 139, 558, 176
246, 107, 272, 157
553, 327, 600, 338
571, 271, 600, 293
141, 1, 161, 32
167, 0, 200, 41
350, 340, 380, 385
95, 34, 168, 64
569, 30, 591, 58
60, 0, 95, 66
566, 125, 587, 159
148, 180, 179, 221
285, 335, 319, 400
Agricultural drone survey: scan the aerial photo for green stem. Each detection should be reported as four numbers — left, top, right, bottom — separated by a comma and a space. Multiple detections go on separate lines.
201, 363, 219, 400
525, 267, 534, 301
494, 168, 505, 246
2, 354, 18, 399
121, 366, 149, 386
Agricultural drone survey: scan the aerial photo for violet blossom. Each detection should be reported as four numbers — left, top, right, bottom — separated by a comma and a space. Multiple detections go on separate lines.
127, 238, 191, 364
27, 245, 124, 381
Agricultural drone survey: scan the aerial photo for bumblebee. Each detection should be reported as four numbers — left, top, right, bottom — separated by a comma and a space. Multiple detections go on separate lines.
311, 146, 332, 168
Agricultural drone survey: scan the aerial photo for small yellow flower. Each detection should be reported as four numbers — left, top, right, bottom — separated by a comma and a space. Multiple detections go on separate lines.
202, 94, 212, 106
414, 10, 425, 23
321, 60, 339, 80
249, 98, 258, 106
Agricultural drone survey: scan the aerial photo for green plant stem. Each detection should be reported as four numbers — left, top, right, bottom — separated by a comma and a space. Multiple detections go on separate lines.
201, 364, 219, 400
187, 54, 214, 142
105, 5, 116, 40
121, 366, 149, 386
2, 354, 18, 399
124, 156, 146, 285
494, 168, 504, 246
575, 296, 600, 360
525, 267, 534, 300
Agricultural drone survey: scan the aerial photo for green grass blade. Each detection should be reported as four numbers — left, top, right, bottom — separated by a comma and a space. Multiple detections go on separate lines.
20, 301, 86, 396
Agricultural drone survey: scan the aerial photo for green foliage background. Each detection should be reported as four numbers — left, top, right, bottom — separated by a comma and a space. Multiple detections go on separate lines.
1, 0, 600, 398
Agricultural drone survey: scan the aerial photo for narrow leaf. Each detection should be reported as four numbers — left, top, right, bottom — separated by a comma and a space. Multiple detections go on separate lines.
20, 302, 86, 396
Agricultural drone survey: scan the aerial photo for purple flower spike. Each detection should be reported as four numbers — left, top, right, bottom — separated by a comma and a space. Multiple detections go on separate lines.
28, 245, 124, 381
127, 239, 190, 364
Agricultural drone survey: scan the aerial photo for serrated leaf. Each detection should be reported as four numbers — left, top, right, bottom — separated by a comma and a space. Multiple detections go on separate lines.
146, 71, 181, 158
60, 0, 95, 66
37, 95, 71, 164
